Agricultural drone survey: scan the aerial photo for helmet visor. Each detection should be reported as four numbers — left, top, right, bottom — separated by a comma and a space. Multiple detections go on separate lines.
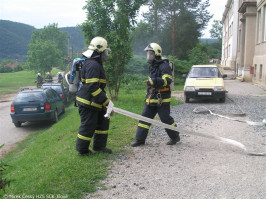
102, 49, 109, 61
146, 50, 155, 63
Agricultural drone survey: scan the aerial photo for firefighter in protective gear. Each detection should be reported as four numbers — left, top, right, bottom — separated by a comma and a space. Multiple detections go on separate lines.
35, 73, 43, 88
57, 72, 63, 83
45, 72, 53, 83
75, 36, 112, 156
131, 43, 180, 147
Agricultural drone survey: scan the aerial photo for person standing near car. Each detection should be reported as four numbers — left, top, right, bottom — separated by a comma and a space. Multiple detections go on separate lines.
45, 72, 53, 83
131, 43, 180, 147
57, 72, 63, 83
35, 73, 43, 88
75, 36, 113, 156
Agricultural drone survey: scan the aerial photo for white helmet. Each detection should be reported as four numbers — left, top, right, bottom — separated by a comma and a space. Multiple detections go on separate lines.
37, 73, 41, 76
82, 36, 110, 58
46, 72, 50, 75
144, 43, 162, 57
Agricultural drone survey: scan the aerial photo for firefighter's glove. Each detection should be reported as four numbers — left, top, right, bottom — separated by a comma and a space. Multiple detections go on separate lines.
104, 100, 114, 119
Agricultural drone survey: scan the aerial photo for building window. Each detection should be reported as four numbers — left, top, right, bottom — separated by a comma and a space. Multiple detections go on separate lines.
254, 64, 257, 78
258, 9, 262, 43
259, 64, 263, 80
264, 5, 266, 41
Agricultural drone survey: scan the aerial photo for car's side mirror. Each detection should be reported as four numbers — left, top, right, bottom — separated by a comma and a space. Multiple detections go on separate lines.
222, 74, 227, 78
182, 74, 187, 78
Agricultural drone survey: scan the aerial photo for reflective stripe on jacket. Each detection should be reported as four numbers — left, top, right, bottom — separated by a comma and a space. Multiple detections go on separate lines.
146, 59, 172, 106
76, 58, 109, 110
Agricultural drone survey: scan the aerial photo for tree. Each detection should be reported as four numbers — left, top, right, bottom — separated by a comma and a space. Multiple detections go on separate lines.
131, 21, 155, 55
210, 20, 223, 39
140, 0, 212, 58
25, 24, 67, 74
26, 40, 61, 74
159, 10, 201, 59
82, 0, 147, 99
188, 43, 209, 65
30, 24, 67, 57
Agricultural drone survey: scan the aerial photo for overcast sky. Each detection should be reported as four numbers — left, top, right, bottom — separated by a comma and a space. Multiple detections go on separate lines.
0, 0, 227, 38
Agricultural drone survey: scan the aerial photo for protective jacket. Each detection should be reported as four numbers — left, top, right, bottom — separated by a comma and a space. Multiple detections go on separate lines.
45, 75, 53, 82
146, 59, 173, 106
76, 56, 109, 110
58, 74, 63, 82
36, 76, 43, 83
134, 58, 178, 142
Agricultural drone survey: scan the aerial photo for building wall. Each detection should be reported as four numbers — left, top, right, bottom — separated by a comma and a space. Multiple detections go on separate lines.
253, 0, 266, 88
221, 0, 239, 69
221, 0, 266, 88
235, 0, 257, 81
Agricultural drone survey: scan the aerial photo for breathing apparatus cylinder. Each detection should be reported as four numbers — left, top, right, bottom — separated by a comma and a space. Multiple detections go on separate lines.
69, 71, 80, 94
65, 71, 80, 94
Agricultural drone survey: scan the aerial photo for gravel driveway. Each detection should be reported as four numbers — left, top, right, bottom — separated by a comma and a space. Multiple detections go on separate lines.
87, 75, 266, 199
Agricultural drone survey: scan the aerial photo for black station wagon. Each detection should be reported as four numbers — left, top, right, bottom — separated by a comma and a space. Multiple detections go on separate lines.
41, 83, 69, 105
10, 88, 65, 127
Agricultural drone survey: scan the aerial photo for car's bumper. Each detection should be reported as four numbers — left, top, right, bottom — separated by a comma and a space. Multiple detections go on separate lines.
184, 90, 226, 99
10, 111, 55, 123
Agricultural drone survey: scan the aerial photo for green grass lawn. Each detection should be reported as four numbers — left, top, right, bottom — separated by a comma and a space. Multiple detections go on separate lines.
1, 88, 181, 199
0, 69, 61, 94
0, 71, 36, 94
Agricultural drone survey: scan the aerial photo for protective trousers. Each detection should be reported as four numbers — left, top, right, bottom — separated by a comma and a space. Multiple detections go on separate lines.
76, 105, 110, 154
135, 103, 179, 141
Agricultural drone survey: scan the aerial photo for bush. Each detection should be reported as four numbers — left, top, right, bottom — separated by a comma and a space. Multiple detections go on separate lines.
121, 74, 147, 92
0, 66, 13, 73
0, 145, 11, 196
166, 55, 192, 77
188, 44, 209, 65
13, 65, 23, 72
125, 55, 148, 75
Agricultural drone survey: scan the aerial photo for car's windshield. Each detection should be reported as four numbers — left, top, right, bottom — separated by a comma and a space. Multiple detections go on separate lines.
42, 85, 62, 93
188, 67, 220, 78
14, 91, 45, 102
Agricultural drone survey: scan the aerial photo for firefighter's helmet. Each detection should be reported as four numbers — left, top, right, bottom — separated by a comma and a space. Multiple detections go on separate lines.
89, 37, 110, 53
144, 43, 162, 57
83, 36, 110, 58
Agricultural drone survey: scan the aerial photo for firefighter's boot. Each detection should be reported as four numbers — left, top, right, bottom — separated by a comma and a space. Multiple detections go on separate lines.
131, 140, 145, 147
93, 147, 112, 154
76, 137, 94, 156
166, 135, 180, 145
78, 150, 95, 156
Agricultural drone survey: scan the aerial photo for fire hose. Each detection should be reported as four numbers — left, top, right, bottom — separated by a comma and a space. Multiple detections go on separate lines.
104, 101, 266, 157
193, 106, 266, 126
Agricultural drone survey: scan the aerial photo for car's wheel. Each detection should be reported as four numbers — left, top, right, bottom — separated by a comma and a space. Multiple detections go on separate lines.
220, 97, 225, 103
14, 121, 22, 127
53, 110, 59, 123
185, 97, 190, 103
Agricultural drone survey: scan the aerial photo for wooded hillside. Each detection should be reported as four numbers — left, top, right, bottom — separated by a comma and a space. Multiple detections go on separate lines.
0, 20, 85, 62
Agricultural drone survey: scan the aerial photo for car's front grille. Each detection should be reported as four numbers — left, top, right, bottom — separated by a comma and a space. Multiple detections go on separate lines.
198, 89, 213, 92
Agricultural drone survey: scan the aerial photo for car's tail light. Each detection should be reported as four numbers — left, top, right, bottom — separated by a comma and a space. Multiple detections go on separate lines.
11, 104, 15, 113
60, 93, 65, 99
45, 103, 51, 111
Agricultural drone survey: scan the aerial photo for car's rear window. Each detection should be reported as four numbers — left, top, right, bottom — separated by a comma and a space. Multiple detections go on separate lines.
188, 67, 221, 78
14, 91, 45, 102
42, 85, 63, 93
